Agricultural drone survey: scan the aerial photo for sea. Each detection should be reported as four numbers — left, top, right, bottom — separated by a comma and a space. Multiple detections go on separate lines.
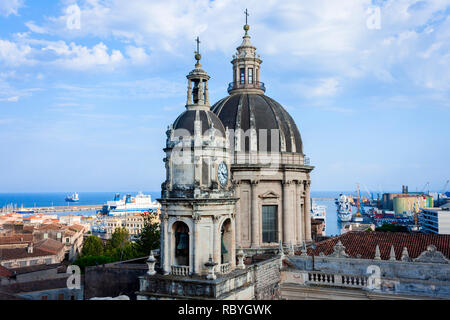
0, 191, 350, 236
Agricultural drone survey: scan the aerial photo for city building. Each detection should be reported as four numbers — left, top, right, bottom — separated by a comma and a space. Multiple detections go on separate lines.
282, 232, 450, 299
136, 18, 312, 300
420, 203, 450, 234
0, 239, 66, 269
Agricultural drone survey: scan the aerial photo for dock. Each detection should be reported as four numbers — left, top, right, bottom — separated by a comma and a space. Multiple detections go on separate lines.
0, 204, 103, 214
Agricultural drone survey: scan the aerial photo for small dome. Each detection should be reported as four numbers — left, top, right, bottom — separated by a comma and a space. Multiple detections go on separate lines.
212, 93, 303, 153
173, 109, 226, 137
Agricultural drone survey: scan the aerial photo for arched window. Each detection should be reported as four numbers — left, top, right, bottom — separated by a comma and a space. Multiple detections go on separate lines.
248, 68, 253, 84
240, 68, 245, 84
173, 221, 189, 266
221, 219, 232, 264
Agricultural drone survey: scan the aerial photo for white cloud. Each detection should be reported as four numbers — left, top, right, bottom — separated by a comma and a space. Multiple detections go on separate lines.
125, 46, 150, 64
0, 0, 24, 17
0, 79, 40, 103
0, 39, 33, 66
25, 21, 48, 34
43, 41, 125, 71
294, 77, 341, 99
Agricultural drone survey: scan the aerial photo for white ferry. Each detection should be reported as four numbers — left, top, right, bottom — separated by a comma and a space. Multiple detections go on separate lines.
311, 201, 327, 235
99, 192, 160, 216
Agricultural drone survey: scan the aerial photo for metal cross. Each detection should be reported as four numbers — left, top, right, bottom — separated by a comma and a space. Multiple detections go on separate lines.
244, 8, 249, 25
195, 36, 201, 54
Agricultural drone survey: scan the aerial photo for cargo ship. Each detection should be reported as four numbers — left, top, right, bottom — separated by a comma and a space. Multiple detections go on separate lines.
65, 193, 79, 202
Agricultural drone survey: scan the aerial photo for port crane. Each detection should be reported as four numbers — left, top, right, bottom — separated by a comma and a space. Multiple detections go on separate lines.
356, 183, 362, 218
420, 182, 430, 194
441, 180, 449, 194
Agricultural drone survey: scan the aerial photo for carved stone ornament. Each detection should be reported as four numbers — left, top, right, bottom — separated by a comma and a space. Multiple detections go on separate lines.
258, 191, 280, 199
401, 247, 411, 262
414, 245, 448, 264
328, 240, 349, 258
192, 211, 201, 222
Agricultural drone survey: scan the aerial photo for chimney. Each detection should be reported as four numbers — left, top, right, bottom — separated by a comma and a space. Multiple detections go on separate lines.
27, 242, 33, 254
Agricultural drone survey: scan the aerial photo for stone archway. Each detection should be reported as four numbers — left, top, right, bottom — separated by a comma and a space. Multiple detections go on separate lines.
172, 221, 189, 266
220, 218, 232, 264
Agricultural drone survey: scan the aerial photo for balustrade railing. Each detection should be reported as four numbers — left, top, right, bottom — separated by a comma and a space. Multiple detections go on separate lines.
307, 271, 368, 288
171, 265, 190, 276
228, 82, 266, 93
218, 262, 232, 274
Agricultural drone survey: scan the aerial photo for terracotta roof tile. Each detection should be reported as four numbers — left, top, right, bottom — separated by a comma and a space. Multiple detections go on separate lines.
0, 265, 12, 277
296, 232, 450, 260
0, 234, 33, 245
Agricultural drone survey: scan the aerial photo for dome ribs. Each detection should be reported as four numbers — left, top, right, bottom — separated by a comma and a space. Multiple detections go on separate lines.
260, 95, 288, 152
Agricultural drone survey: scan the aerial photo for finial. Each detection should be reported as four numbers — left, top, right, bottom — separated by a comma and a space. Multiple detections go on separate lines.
194, 36, 202, 67
244, 8, 250, 35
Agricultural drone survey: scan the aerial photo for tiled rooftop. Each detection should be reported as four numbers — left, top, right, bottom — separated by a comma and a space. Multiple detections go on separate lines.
296, 232, 450, 260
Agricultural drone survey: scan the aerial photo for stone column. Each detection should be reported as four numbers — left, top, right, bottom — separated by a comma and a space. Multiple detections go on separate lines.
212, 216, 220, 265
231, 214, 236, 268
192, 218, 200, 275
187, 79, 192, 105
250, 180, 260, 248
282, 180, 294, 246
304, 180, 312, 242
235, 181, 241, 248
162, 214, 170, 274
296, 181, 304, 245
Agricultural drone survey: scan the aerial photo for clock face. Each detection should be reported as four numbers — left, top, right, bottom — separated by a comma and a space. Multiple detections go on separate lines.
217, 162, 228, 186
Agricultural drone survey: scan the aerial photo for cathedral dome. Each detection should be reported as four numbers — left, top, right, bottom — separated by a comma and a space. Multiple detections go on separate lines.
211, 93, 303, 153
173, 109, 226, 137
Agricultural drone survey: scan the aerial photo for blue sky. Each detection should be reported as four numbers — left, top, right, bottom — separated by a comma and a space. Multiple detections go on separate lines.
0, 0, 449, 193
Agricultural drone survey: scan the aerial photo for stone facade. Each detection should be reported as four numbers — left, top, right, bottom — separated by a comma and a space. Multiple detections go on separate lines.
211, 23, 314, 250
281, 240, 450, 299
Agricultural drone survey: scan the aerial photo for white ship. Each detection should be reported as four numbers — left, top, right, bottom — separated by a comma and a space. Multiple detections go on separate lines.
100, 192, 160, 216
311, 201, 327, 235
336, 194, 352, 222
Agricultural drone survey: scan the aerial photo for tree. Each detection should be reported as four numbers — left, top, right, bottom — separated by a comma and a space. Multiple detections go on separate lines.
106, 227, 130, 253
81, 235, 104, 257
73, 255, 113, 273
135, 211, 160, 256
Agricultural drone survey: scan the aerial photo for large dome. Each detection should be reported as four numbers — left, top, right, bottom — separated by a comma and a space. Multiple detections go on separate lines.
173, 109, 226, 137
211, 93, 303, 154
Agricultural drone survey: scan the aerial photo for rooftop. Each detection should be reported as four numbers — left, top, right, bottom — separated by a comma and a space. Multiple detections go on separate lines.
297, 231, 450, 260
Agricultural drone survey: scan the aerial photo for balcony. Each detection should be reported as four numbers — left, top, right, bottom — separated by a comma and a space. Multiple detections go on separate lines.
228, 82, 266, 93
171, 265, 190, 276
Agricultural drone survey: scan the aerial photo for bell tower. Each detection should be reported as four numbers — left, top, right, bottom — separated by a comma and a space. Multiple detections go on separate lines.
158, 39, 238, 277
228, 9, 265, 95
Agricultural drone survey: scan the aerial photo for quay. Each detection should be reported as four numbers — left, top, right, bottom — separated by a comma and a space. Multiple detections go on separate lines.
0, 204, 103, 214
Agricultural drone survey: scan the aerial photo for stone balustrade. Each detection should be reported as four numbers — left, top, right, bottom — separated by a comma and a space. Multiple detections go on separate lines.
307, 271, 368, 289
218, 262, 232, 274
171, 265, 190, 276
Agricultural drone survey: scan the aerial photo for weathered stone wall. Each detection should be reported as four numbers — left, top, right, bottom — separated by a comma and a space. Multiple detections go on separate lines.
253, 257, 281, 300
137, 268, 254, 300
285, 255, 450, 299
84, 261, 148, 300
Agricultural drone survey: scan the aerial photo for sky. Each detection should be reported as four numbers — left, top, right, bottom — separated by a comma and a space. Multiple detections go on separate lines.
0, 0, 449, 194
